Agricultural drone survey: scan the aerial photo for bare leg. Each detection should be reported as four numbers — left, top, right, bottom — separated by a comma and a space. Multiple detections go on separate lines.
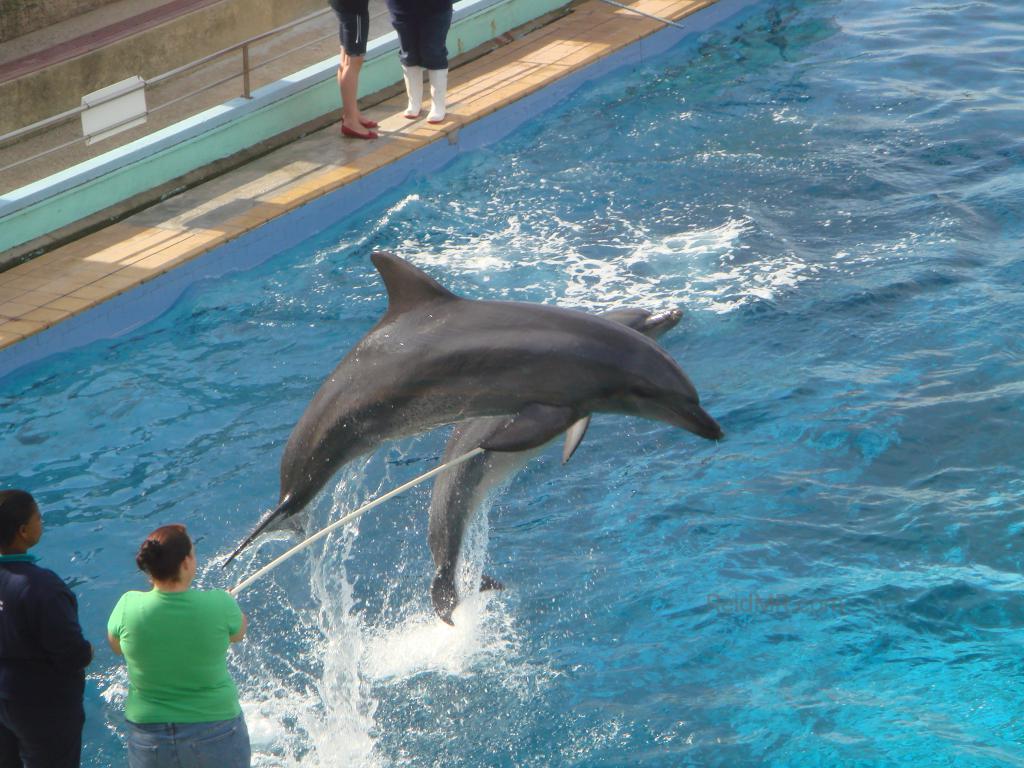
339, 49, 374, 133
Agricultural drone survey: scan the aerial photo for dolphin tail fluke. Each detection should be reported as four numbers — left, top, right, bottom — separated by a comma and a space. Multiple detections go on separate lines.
223, 496, 293, 567
479, 574, 504, 592
431, 569, 458, 625
432, 570, 504, 625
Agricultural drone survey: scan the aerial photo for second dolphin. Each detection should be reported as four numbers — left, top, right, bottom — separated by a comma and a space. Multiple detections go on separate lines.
428, 308, 684, 624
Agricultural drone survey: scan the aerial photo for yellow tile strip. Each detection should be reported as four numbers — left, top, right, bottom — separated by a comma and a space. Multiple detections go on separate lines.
0, 0, 714, 353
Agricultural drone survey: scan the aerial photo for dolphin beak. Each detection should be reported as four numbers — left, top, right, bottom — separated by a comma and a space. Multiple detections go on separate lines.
640, 308, 683, 340
223, 497, 292, 566
673, 402, 724, 441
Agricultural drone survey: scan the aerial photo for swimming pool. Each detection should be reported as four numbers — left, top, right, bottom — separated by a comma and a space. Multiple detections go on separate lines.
3, 0, 1023, 764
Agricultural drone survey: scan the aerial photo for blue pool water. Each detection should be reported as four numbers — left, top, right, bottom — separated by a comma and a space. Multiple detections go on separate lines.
3, 0, 1024, 764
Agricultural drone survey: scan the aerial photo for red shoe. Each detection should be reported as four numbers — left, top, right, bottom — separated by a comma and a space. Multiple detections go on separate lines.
360, 117, 379, 128
341, 123, 378, 140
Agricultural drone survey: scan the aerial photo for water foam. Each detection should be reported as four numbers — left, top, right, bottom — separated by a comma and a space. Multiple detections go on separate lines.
550, 216, 818, 314
229, 459, 521, 766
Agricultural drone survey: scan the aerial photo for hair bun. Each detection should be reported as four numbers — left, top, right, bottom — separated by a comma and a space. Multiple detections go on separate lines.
135, 525, 191, 581
136, 538, 164, 570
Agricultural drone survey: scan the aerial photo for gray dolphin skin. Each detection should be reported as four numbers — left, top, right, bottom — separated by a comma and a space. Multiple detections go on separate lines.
226, 252, 722, 563
428, 307, 683, 624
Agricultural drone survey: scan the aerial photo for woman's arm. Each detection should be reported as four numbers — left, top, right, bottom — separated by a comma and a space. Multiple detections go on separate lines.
229, 613, 248, 643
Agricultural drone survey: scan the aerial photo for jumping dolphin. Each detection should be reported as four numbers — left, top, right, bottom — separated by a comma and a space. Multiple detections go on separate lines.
428, 307, 683, 624
226, 252, 722, 563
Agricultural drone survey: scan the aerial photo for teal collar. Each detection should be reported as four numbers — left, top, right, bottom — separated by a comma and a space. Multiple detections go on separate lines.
0, 554, 39, 564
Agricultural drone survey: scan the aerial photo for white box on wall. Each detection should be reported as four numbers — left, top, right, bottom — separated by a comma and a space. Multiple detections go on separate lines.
81, 76, 148, 145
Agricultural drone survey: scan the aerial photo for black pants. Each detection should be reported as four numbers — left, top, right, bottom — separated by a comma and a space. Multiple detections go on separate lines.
332, 8, 369, 56
0, 699, 84, 768
389, 8, 453, 69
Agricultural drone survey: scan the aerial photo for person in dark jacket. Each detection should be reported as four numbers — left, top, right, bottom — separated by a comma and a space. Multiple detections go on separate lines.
0, 489, 92, 768
386, 0, 454, 123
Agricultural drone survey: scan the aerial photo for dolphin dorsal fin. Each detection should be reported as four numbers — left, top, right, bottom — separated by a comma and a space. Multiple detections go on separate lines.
371, 252, 458, 316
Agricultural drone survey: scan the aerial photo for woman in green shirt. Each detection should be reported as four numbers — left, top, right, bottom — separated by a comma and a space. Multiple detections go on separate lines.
108, 524, 250, 768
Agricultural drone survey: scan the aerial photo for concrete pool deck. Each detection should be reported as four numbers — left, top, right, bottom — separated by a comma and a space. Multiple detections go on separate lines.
0, 0, 718, 356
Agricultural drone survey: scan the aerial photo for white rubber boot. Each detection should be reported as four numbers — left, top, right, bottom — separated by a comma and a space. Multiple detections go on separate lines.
402, 65, 423, 118
427, 68, 448, 123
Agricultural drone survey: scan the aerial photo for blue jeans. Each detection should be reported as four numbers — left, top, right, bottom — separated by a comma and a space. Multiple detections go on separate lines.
126, 714, 250, 768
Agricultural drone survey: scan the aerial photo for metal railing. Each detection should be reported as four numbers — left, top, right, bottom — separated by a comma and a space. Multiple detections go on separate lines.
144, 7, 337, 104
0, 6, 341, 185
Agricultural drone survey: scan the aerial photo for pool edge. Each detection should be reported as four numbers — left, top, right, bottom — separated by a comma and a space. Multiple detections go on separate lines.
0, 0, 761, 380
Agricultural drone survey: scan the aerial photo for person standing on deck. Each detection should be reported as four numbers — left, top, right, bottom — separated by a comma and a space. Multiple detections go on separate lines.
108, 524, 250, 768
0, 489, 93, 768
387, 0, 454, 123
331, 0, 379, 139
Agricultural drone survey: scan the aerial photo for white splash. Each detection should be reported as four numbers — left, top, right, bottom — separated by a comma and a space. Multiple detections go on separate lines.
527, 216, 818, 314
362, 497, 514, 681
227, 455, 520, 767
362, 590, 509, 681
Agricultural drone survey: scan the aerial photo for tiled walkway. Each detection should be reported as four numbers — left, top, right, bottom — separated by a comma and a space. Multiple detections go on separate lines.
0, 0, 714, 352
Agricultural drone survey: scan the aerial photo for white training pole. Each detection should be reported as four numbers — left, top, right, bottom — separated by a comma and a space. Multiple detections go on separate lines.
229, 447, 485, 596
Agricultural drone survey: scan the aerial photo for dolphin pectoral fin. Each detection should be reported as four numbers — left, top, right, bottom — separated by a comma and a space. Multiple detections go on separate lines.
479, 574, 504, 592
480, 403, 578, 453
562, 416, 591, 464
431, 570, 458, 625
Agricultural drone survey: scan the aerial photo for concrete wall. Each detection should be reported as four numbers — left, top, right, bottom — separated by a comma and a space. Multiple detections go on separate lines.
1, 0, 117, 42
0, 0, 325, 133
